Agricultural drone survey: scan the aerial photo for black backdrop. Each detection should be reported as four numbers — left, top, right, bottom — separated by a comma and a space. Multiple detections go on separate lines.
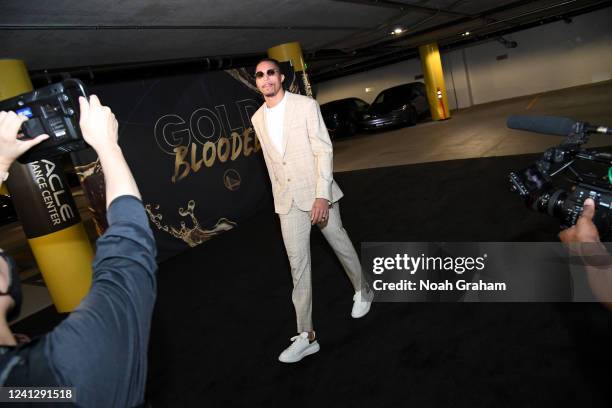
72, 64, 300, 260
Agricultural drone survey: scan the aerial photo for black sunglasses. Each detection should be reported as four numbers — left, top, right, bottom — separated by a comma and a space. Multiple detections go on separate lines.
255, 69, 279, 79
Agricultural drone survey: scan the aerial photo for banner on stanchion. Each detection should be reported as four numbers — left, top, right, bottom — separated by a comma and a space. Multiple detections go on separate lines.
7, 159, 80, 239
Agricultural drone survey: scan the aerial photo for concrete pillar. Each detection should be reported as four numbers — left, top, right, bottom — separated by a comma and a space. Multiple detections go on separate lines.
268, 42, 313, 97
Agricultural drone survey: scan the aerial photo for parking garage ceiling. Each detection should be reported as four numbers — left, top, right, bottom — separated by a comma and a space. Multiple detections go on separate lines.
1, 0, 611, 82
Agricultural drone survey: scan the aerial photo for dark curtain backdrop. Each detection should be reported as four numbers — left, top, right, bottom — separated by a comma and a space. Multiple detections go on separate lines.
72, 63, 301, 261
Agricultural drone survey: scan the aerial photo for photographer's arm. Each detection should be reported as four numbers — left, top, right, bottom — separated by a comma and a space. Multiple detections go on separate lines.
559, 199, 612, 309
0, 111, 49, 187
44, 96, 156, 407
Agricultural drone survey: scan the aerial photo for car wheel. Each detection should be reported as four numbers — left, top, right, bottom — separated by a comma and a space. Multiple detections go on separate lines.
406, 107, 417, 126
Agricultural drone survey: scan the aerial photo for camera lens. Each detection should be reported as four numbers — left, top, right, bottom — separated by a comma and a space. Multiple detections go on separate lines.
547, 189, 568, 218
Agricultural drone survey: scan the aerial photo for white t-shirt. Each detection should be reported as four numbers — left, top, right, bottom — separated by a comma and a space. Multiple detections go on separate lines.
264, 93, 287, 155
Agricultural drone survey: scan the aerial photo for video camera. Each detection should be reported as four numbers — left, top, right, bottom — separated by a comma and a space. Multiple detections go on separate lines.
0, 79, 89, 163
508, 115, 612, 238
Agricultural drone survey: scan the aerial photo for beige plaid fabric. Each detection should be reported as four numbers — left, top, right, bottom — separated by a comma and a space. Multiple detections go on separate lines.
251, 92, 344, 215
279, 202, 362, 333
251, 92, 362, 333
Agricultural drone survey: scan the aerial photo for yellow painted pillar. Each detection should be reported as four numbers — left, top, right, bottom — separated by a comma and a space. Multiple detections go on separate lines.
418, 43, 451, 120
267, 42, 313, 97
0, 59, 93, 313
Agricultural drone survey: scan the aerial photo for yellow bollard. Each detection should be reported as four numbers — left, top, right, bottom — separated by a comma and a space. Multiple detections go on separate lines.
0, 59, 93, 313
418, 43, 451, 120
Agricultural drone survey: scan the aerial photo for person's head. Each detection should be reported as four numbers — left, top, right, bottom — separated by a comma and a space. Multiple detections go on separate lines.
255, 58, 285, 99
0, 250, 21, 323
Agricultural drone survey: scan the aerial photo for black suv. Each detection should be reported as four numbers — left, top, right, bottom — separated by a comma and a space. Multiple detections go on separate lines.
321, 97, 369, 138
359, 82, 430, 131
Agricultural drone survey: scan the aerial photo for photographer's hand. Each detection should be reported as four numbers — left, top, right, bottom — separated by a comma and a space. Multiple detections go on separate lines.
78, 95, 119, 153
78, 95, 141, 207
559, 198, 600, 243
0, 110, 49, 174
560, 198, 612, 310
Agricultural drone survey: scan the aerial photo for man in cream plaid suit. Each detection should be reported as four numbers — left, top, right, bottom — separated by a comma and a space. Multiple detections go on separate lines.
250, 58, 372, 363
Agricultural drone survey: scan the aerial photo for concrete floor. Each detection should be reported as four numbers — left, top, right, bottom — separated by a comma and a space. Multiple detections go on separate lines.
3, 79, 612, 322
333, 80, 612, 172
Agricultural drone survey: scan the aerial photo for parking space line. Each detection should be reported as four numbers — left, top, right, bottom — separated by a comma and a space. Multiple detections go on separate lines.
526, 95, 540, 110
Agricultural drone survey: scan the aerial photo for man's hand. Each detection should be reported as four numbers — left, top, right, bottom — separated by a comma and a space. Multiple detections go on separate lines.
559, 198, 600, 243
311, 198, 330, 225
0, 111, 49, 170
78, 95, 119, 154
559, 198, 612, 311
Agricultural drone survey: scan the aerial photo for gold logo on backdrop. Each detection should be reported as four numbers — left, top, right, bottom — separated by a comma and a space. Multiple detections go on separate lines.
172, 127, 260, 183
145, 200, 236, 247
74, 158, 108, 235
74, 158, 102, 180
223, 169, 241, 191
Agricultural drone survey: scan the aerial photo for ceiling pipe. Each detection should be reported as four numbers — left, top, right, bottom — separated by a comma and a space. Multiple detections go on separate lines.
332, 0, 471, 17
0, 24, 364, 31
27, 53, 265, 87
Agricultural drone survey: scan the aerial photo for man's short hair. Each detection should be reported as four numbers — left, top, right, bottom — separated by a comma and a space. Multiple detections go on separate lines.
255, 58, 283, 74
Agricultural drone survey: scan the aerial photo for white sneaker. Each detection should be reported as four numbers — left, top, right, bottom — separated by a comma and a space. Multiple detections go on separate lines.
351, 290, 372, 318
278, 332, 320, 363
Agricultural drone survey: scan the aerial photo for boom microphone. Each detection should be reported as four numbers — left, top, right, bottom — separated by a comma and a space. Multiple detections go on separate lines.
507, 115, 575, 136
507, 115, 612, 136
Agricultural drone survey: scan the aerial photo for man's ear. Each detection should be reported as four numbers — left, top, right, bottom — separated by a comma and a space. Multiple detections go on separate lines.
281, 74, 285, 83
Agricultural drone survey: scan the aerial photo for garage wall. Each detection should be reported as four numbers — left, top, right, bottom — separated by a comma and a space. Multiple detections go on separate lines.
314, 58, 424, 105
442, 49, 472, 110
315, 7, 612, 109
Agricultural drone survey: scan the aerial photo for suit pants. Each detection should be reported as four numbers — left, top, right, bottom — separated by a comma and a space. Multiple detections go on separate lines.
279, 201, 362, 333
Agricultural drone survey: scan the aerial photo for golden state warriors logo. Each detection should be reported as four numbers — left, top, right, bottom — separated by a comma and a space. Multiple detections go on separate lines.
223, 169, 241, 191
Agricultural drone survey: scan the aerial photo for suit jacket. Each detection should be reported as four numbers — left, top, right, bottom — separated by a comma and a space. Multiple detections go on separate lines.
251, 91, 343, 215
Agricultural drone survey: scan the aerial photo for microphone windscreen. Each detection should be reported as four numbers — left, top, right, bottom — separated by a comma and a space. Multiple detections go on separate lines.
507, 115, 575, 136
